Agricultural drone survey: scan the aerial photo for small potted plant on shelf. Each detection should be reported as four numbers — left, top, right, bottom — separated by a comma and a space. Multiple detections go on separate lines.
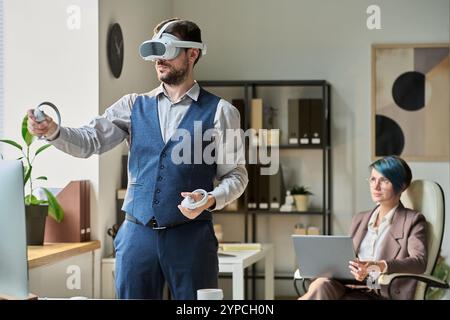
0, 115, 64, 245
290, 185, 313, 211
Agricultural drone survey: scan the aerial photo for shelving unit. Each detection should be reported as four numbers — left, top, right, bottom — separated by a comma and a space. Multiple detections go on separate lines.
115, 80, 332, 299
199, 80, 332, 299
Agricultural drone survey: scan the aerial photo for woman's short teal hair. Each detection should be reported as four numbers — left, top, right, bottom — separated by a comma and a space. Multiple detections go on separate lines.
369, 156, 412, 194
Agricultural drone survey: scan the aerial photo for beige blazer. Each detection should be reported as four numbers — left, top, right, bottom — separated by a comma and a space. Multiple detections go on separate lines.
350, 202, 428, 299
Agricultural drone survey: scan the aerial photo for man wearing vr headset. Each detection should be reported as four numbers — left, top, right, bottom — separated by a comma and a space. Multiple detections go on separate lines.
27, 18, 248, 300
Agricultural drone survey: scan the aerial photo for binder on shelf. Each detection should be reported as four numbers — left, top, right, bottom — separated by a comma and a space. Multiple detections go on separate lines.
298, 99, 311, 145
83, 180, 91, 241
251, 98, 263, 130
267, 129, 280, 146
287, 99, 300, 144
247, 164, 258, 209
121, 155, 128, 189
250, 99, 263, 146
259, 129, 280, 147
309, 99, 323, 145
232, 99, 246, 130
269, 165, 286, 209
257, 164, 270, 210
44, 180, 91, 242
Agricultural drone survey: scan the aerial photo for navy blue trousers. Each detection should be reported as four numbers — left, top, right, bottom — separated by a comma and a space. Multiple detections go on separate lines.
114, 219, 219, 299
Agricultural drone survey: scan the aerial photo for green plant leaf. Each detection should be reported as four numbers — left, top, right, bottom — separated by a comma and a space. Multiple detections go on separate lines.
21, 115, 34, 146
17, 157, 24, 161
35, 144, 52, 157
42, 188, 64, 223
25, 194, 39, 205
0, 139, 23, 151
425, 255, 450, 300
24, 165, 32, 185
35, 176, 48, 181
291, 185, 314, 195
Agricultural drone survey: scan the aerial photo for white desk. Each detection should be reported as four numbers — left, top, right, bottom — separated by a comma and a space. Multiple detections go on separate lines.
218, 244, 274, 300
101, 244, 275, 300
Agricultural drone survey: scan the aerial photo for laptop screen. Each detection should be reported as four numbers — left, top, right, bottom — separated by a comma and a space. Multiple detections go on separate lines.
292, 235, 356, 280
0, 160, 29, 298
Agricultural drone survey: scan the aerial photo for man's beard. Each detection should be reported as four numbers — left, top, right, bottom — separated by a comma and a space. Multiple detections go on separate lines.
158, 57, 189, 85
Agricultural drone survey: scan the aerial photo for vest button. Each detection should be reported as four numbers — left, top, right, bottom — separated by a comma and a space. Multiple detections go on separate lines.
157, 176, 163, 181
161, 152, 167, 158
154, 200, 159, 205
156, 189, 161, 193
160, 165, 165, 169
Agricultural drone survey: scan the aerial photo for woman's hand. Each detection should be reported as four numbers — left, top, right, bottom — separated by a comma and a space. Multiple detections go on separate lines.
349, 259, 386, 282
178, 192, 216, 220
349, 259, 370, 281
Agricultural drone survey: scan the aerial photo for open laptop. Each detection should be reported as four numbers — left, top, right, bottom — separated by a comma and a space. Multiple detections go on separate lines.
292, 235, 356, 280
0, 160, 29, 298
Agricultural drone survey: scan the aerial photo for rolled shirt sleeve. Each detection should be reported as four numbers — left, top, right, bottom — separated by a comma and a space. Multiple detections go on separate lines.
47, 94, 136, 158
208, 99, 248, 211
46, 88, 248, 210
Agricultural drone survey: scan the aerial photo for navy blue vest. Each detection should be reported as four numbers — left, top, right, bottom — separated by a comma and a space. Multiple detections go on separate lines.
122, 88, 220, 226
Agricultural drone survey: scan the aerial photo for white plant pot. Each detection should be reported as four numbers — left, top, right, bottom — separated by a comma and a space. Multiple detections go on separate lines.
293, 195, 309, 211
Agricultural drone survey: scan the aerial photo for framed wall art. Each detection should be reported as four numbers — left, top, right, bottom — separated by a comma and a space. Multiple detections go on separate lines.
372, 44, 450, 161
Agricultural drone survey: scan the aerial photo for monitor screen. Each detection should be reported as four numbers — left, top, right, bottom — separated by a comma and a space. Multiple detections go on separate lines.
0, 160, 29, 298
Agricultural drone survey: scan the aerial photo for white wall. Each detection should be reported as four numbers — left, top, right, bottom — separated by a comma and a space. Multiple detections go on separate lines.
4, 0, 100, 297
97, 0, 172, 286
174, 0, 450, 298
4, 0, 99, 187
0, 0, 4, 143
3, 0, 172, 298
95, 0, 172, 298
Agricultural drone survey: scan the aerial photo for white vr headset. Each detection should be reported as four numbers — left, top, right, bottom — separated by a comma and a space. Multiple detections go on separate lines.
139, 20, 207, 61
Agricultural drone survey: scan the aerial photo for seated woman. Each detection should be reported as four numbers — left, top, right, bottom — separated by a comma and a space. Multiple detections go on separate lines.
299, 155, 427, 300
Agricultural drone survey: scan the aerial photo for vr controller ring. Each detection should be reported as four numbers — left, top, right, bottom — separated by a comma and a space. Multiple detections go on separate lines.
181, 189, 209, 210
33, 101, 61, 140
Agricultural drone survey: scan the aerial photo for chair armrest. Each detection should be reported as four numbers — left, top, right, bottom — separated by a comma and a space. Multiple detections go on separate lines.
379, 273, 449, 288
378, 273, 449, 299
293, 269, 307, 296
294, 269, 302, 280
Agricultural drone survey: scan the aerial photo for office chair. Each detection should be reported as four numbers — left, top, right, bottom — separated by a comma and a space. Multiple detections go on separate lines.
378, 180, 449, 299
294, 180, 449, 299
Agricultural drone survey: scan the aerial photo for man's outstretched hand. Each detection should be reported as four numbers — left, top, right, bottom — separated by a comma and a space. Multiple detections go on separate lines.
27, 109, 57, 138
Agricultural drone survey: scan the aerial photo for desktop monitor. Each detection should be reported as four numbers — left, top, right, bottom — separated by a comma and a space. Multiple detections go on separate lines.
0, 160, 29, 298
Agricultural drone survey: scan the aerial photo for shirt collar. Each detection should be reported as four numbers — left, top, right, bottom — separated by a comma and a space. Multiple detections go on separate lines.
156, 81, 200, 103
368, 204, 398, 229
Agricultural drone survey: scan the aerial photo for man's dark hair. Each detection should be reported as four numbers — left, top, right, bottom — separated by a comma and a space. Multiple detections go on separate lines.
154, 18, 203, 65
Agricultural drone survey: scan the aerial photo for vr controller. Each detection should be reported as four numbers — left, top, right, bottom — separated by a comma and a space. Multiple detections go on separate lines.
181, 189, 209, 210
33, 101, 61, 140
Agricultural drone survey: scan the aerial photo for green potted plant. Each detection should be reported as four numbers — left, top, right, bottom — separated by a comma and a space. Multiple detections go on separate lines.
291, 185, 313, 211
0, 115, 64, 245
426, 255, 450, 300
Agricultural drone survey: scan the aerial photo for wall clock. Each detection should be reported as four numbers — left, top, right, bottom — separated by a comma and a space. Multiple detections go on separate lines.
107, 23, 124, 78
